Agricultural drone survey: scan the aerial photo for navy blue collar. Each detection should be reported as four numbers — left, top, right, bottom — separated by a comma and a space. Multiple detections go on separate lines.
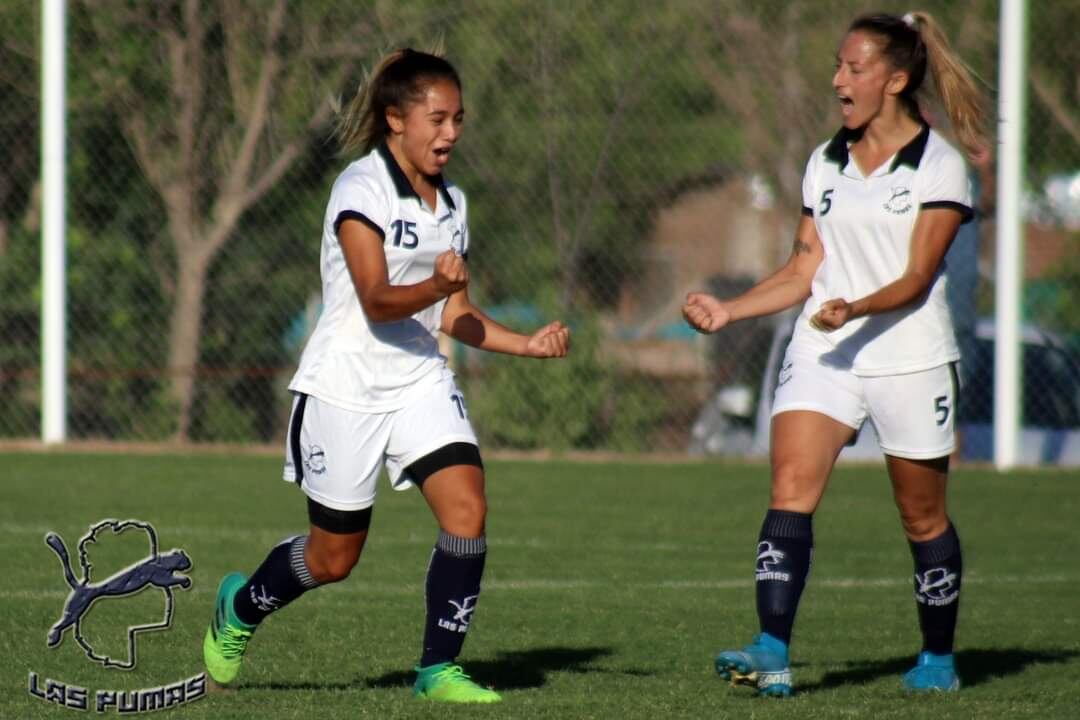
823, 123, 930, 173
376, 141, 456, 211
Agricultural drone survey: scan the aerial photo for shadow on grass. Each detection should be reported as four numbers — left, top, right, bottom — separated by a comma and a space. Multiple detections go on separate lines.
798, 647, 1080, 693
241, 645, 643, 692
366, 645, 636, 690
234, 679, 365, 692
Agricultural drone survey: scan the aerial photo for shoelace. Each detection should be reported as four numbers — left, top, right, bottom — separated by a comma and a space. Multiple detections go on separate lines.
432, 664, 472, 683
219, 624, 252, 658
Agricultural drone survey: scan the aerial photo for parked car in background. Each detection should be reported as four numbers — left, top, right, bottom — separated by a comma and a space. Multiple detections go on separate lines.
690, 314, 1080, 466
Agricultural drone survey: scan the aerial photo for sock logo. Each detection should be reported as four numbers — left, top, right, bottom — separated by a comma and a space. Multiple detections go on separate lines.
755, 541, 791, 582
250, 584, 281, 613
915, 567, 959, 606
438, 594, 477, 633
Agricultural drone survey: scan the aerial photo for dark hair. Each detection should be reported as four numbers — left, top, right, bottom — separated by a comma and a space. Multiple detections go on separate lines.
336, 48, 461, 156
849, 12, 987, 155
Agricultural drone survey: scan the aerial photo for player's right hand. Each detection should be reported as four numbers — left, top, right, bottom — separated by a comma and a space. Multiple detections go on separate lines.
433, 249, 469, 296
682, 292, 731, 334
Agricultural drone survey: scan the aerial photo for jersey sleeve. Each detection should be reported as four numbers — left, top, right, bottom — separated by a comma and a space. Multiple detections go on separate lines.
918, 147, 973, 223
329, 173, 391, 239
800, 150, 819, 217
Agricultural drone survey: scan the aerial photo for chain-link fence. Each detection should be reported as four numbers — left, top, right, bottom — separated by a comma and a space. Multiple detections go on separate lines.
1, 1, 1077, 462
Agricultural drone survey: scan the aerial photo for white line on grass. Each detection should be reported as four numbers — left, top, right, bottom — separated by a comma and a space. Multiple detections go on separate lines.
2, 522, 739, 555
6, 573, 1073, 601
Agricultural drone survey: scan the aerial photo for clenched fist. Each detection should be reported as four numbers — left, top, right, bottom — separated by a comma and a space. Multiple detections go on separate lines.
809, 298, 853, 331
682, 293, 731, 334
525, 321, 570, 358
433, 250, 469, 296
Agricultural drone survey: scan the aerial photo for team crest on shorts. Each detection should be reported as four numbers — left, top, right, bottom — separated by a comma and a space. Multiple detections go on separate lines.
303, 445, 327, 475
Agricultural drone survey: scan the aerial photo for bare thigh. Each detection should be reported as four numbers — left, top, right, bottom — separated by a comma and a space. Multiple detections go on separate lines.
769, 410, 857, 513
420, 464, 487, 538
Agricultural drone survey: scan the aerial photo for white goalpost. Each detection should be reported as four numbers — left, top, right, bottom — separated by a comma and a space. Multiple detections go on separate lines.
41, 0, 67, 444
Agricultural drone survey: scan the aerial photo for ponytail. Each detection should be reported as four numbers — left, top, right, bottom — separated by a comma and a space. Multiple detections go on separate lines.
849, 11, 988, 156
905, 11, 988, 157
334, 48, 461, 157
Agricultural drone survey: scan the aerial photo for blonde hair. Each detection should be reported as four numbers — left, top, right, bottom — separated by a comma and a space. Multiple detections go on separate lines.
335, 48, 461, 157
850, 11, 988, 156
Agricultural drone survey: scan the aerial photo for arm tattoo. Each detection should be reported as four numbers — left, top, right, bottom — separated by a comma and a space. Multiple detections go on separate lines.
792, 238, 811, 256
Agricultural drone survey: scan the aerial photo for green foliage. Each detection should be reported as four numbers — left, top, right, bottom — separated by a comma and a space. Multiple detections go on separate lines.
65, 224, 175, 439
192, 387, 259, 443
0, 228, 40, 436
464, 319, 673, 452
466, 320, 614, 451
445, 1, 743, 310
604, 374, 672, 452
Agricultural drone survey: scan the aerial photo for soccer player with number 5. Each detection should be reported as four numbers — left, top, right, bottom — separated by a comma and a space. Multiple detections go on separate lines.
683, 12, 985, 696
202, 48, 569, 704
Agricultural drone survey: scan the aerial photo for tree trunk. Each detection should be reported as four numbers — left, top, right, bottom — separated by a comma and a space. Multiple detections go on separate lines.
167, 250, 210, 442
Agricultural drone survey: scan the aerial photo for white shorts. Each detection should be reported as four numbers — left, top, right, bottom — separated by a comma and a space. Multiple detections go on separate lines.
281, 377, 479, 511
772, 343, 958, 460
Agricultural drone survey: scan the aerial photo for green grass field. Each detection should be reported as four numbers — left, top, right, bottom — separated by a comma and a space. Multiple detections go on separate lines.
3, 451, 1079, 719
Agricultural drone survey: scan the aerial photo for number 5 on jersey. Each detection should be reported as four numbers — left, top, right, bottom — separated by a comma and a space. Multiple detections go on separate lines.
820, 189, 835, 216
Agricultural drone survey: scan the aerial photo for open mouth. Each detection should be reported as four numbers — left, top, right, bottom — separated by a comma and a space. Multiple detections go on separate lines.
838, 94, 854, 116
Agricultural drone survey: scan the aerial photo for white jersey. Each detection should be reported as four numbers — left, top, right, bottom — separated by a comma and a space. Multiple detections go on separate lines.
288, 143, 468, 412
794, 124, 972, 376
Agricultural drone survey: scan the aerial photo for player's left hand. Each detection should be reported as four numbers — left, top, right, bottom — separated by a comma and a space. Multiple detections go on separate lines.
524, 321, 570, 358
810, 298, 853, 331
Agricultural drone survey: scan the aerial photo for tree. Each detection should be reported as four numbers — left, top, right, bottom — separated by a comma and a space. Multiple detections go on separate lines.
444, 0, 740, 312
0, 3, 39, 257
75, 0, 375, 439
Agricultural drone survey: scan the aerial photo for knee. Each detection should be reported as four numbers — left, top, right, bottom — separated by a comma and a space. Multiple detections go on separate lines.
305, 545, 361, 584
769, 462, 818, 512
896, 503, 947, 541
441, 494, 487, 538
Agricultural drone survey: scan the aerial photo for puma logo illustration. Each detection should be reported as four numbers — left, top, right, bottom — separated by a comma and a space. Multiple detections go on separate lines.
44, 520, 192, 668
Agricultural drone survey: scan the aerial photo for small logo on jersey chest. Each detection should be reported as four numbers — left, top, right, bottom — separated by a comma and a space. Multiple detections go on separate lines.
883, 186, 912, 214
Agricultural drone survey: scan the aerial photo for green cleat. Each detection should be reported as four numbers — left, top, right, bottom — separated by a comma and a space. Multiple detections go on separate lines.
202, 573, 256, 686
413, 662, 502, 703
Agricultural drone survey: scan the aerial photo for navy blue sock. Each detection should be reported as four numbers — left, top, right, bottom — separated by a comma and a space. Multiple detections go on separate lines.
755, 510, 813, 646
910, 523, 962, 655
420, 531, 486, 668
233, 535, 320, 626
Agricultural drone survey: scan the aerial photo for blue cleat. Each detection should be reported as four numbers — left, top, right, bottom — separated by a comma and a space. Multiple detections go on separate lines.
903, 651, 960, 692
715, 632, 792, 697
